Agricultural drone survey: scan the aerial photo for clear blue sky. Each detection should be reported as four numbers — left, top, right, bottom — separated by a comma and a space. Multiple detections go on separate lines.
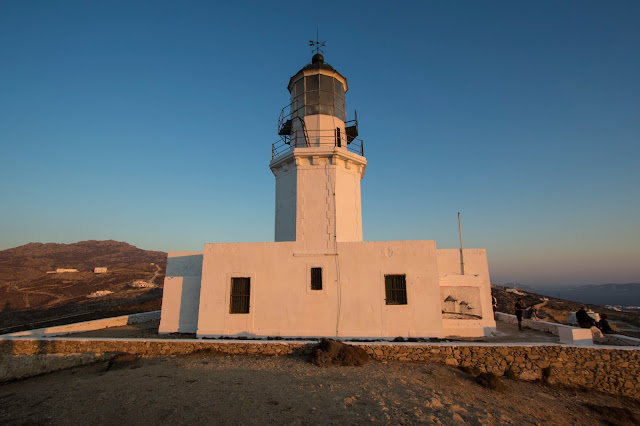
1, 1, 638, 288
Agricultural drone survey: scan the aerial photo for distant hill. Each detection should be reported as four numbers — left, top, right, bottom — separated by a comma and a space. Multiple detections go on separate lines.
0, 240, 166, 285
491, 285, 640, 338
534, 283, 640, 307
0, 240, 167, 333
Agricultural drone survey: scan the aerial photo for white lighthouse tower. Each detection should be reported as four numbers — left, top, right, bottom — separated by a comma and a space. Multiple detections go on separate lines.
270, 53, 366, 252
159, 49, 497, 339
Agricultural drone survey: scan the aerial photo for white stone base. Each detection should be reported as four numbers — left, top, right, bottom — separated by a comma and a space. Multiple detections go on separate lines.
159, 243, 496, 339
558, 326, 594, 345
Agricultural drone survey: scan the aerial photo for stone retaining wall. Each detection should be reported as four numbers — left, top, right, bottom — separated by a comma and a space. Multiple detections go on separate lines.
0, 353, 111, 382
597, 334, 640, 347
360, 343, 640, 398
1, 338, 638, 399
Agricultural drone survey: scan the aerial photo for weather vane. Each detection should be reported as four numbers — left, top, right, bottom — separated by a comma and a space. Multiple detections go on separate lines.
309, 28, 325, 55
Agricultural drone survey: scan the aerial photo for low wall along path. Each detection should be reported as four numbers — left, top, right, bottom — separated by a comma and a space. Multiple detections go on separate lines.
1, 337, 638, 399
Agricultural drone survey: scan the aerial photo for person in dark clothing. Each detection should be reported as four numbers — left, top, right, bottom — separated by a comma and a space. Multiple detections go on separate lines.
576, 306, 595, 328
514, 298, 525, 331
596, 314, 616, 334
492, 296, 498, 320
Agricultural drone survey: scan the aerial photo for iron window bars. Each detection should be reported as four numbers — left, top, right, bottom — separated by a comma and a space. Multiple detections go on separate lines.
311, 267, 322, 290
385, 274, 407, 305
230, 277, 251, 314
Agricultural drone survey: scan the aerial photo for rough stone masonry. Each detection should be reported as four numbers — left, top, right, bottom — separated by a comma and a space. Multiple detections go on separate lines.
1, 338, 638, 399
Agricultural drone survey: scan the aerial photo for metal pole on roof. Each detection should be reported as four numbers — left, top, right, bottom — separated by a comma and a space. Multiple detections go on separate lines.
458, 212, 465, 275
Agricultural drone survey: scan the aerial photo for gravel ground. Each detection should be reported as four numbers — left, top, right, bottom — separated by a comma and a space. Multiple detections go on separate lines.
1, 354, 638, 425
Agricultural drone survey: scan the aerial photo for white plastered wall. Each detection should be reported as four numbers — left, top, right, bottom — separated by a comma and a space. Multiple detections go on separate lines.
336, 240, 443, 338
334, 163, 363, 242
158, 252, 203, 334
301, 114, 346, 148
437, 249, 496, 337
273, 163, 297, 242
270, 147, 366, 251
195, 240, 446, 339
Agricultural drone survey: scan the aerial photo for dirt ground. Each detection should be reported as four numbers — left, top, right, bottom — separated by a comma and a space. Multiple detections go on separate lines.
1, 354, 638, 425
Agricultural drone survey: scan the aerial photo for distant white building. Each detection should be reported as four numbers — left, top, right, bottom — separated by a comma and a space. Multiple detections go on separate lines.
159, 53, 496, 339
94, 267, 108, 274
47, 268, 79, 274
87, 290, 113, 298
130, 280, 156, 288
506, 288, 526, 296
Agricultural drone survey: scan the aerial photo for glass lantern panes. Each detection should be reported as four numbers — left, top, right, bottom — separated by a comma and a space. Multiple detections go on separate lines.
319, 90, 333, 105
294, 74, 346, 120
306, 75, 319, 91
320, 75, 333, 91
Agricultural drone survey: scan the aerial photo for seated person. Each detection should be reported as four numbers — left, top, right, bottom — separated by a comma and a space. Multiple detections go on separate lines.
523, 306, 538, 320
596, 314, 617, 334
576, 306, 595, 328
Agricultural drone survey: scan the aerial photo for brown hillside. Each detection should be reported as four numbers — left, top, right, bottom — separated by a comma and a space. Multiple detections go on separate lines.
0, 240, 167, 333
0, 240, 166, 284
492, 285, 640, 337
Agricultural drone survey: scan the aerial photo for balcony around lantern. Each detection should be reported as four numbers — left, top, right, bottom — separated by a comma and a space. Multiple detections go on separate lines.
273, 126, 364, 160
274, 101, 363, 160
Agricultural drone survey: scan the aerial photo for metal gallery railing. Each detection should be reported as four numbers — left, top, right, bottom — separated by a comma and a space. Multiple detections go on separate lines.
272, 132, 364, 160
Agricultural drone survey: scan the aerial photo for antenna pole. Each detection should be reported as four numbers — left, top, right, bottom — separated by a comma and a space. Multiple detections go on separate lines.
458, 212, 465, 275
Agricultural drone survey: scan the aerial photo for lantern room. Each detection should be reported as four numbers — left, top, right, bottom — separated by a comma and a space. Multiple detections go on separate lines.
276, 54, 360, 157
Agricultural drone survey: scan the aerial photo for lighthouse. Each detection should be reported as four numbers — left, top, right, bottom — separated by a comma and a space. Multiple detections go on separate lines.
270, 53, 366, 251
159, 50, 496, 339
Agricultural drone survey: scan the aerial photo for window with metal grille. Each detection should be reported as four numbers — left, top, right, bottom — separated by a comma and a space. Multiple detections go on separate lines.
229, 277, 250, 314
385, 275, 407, 305
310, 267, 322, 290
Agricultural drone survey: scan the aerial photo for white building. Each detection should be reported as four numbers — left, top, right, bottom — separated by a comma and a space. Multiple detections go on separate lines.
94, 267, 108, 274
48, 268, 78, 273
130, 280, 156, 288
87, 290, 113, 298
159, 53, 496, 339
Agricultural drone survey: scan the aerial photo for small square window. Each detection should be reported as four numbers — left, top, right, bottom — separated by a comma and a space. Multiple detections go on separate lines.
385, 275, 407, 305
311, 267, 322, 290
230, 277, 250, 314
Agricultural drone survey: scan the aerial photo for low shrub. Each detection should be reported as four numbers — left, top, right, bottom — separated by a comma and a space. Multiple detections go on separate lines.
458, 365, 481, 377
476, 372, 506, 392
309, 338, 370, 367
504, 368, 517, 380
105, 353, 140, 371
